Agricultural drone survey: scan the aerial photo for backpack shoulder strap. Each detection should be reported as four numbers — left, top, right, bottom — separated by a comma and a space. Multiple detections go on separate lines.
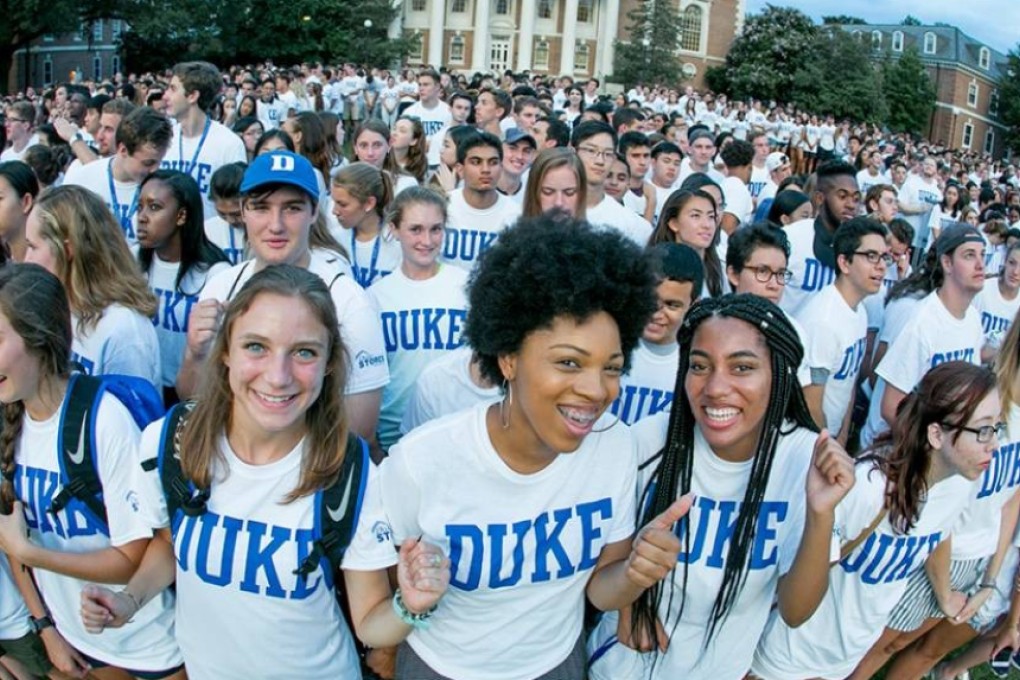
294, 434, 370, 581
50, 374, 108, 529
156, 402, 208, 528
837, 508, 887, 564
225, 261, 253, 301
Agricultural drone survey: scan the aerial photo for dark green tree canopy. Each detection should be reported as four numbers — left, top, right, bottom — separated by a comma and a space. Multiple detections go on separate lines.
612, 0, 686, 88
997, 47, 1020, 153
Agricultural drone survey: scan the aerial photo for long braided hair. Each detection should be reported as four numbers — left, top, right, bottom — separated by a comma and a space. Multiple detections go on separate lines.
631, 293, 816, 648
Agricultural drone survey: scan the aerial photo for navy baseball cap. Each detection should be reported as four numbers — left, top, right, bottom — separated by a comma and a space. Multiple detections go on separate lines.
504, 127, 536, 148
935, 223, 984, 258
241, 151, 320, 203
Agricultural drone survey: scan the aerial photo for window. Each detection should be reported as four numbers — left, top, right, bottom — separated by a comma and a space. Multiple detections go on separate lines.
449, 35, 465, 63
534, 39, 550, 69
852, 30, 862, 41
962, 122, 974, 149
574, 42, 589, 72
411, 0, 426, 11
112, 20, 122, 40
577, 0, 592, 22
979, 47, 990, 70
451, 0, 467, 11
43, 57, 53, 86
74, 23, 85, 41
93, 56, 102, 80
984, 129, 995, 154
407, 31, 424, 61
991, 89, 1000, 117
495, 0, 509, 15
892, 30, 903, 52
537, 0, 551, 18
924, 31, 937, 54
43, 34, 55, 42
93, 19, 103, 42
112, 55, 120, 76
968, 81, 978, 107
871, 31, 882, 49
680, 5, 702, 52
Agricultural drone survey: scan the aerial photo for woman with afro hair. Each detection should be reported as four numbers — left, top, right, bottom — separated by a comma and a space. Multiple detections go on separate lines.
379, 212, 690, 679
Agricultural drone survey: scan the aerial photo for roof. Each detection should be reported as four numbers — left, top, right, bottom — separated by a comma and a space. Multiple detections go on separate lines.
838, 23, 1008, 81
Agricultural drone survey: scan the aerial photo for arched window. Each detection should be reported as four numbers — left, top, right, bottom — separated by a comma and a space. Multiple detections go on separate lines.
924, 31, 937, 54
979, 47, 990, 69
871, 31, 882, 49
892, 30, 903, 51
967, 81, 979, 107
680, 5, 702, 52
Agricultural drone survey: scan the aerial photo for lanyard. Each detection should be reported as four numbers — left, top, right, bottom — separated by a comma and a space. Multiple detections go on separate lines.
350, 230, 381, 288
178, 117, 212, 179
107, 161, 140, 232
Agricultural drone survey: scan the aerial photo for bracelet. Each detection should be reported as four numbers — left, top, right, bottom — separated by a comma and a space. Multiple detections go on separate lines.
120, 590, 142, 617
391, 589, 436, 630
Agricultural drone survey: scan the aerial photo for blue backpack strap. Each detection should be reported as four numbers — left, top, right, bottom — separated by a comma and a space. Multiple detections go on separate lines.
99, 375, 166, 429
156, 402, 208, 526
50, 374, 108, 530
294, 434, 369, 582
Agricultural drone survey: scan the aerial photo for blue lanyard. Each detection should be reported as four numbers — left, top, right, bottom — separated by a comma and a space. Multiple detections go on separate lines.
107, 161, 140, 232
178, 117, 212, 179
350, 230, 381, 288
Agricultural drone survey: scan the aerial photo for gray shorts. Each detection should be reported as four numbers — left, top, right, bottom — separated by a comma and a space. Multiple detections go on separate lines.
887, 556, 989, 632
394, 634, 586, 680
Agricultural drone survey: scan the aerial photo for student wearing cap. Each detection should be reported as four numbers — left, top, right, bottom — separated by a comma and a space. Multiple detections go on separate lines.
496, 128, 536, 204
610, 243, 702, 425
677, 125, 725, 186
177, 150, 389, 440
861, 223, 986, 447
753, 151, 794, 222
778, 161, 861, 317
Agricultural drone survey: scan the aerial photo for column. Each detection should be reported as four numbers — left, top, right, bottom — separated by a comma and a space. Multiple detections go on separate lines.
428, 0, 445, 66
559, 0, 578, 76
471, 0, 491, 70
598, 0, 619, 77
388, 0, 403, 40
517, 0, 536, 70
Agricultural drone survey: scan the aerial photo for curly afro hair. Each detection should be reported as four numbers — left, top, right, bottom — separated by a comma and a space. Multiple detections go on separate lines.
465, 213, 658, 387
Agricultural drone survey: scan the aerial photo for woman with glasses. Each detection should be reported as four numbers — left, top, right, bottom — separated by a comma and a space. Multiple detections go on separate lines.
752, 361, 1001, 680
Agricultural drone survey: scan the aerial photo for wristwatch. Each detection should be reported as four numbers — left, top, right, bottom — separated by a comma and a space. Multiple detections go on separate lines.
29, 614, 53, 634
72, 131, 84, 143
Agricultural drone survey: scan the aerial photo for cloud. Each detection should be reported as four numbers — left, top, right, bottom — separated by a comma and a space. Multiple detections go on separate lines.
745, 0, 1017, 53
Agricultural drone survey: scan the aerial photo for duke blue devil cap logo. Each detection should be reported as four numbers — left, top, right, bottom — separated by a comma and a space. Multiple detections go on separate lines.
240, 150, 320, 203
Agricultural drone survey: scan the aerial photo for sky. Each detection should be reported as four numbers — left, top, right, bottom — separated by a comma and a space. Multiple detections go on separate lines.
745, 0, 1019, 54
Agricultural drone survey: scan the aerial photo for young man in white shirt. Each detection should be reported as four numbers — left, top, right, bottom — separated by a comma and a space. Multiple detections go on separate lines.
161, 61, 247, 219
572, 120, 652, 246
757, 151, 792, 206
678, 125, 724, 185
445, 130, 522, 271
898, 155, 943, 257
64, 107, 172, 247
496, 128, 536, 202
796, 218, 889, 442
618, 131, 656, 223
474, 88, 510, 139
1, 101, 39, 162
649, 141, 682, 224
748, 130, 771, 205
861, 223, 986, 447
856, 149, 889, 196
719, 138, 755, 235
402, 68, 451, 169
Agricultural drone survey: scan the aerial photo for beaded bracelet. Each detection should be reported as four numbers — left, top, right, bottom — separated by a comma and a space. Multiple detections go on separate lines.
392, 589, 437, 630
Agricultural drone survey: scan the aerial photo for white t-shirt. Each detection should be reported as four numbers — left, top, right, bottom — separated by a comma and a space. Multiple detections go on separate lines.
795, 284, 868, 436
899, 175, 942, 249
610, 339, 677, 425
779, 218, 836, 317
856, 168, 888, 196
134, 423, 396, 680
346, 230, 403, 289
381, 403, 638, 680
146, 256, 229, 388
403, 100, 452, 168
368, 265, 469, 449
63, 156, 140, 246
587, 194, 654, 247
862, 291, 983, 447
622, 187, 648, 218
0, 134, 39, 162
443, 189, 521, 271
722, 176, 754, 227
256, 97, 289, 131
201, 249, 388, 395
71, 304, 161, 387
0, 554, 30, 640
589, 416, 816, 679
204, 215, 247, 265
862, 264, 909, 333
748, 165, 770, 203
161, 119, 247, 221
973, 277, 1020, 343
951, 402, 1020, 560
400, 347, 500, 435
751, 464, 972, 680
14, 394, 180, 669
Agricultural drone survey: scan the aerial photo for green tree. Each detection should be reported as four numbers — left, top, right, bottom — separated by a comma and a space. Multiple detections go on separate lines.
822, 15, 867, 25
612, 0, 685, 88
900, 15, 923, 26
719, 5, 819, 102
791, 30, 886, 123
997, 47, 1020, 152
882, 46, 936, 134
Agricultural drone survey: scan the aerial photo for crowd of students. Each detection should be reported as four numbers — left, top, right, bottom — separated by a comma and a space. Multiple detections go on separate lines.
0, 58, 1016, 680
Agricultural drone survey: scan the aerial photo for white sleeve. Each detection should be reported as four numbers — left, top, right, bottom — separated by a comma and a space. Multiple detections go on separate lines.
94, 396, 156, 546
606, 437, 638, 544
377, 446, 422, 544
341, 462, 399, 571
400, 375, 436, 435
100, 322, 162, 387
331, 278, 389, 394
132, 419, 171, 530
875, 321, 928, 393
800, 322, 842, 378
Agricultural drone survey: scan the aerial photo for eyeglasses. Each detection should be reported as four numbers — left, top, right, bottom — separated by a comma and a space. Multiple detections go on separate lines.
943, 421, 1006, 444
891, 249, 910, 260
750, 265, 793, 285
5, 118, 29, 124
576, 146, 615, 161
853, 250, 894, 266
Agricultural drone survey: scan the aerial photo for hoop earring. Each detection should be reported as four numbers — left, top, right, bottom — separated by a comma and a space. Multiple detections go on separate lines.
500, 380, 512, 429
592, 412, 621, 433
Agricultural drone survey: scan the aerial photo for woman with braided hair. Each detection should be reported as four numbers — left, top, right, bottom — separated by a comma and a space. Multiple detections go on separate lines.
588, 293, 855, 678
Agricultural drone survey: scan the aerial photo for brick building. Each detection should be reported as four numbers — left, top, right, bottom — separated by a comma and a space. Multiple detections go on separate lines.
7, 20, 125, 93
397, 0, 742, 88
841, 23, 1008, 156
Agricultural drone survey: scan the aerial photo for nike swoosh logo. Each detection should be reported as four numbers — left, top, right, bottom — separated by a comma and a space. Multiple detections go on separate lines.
326, 469, 355, 523
68, 419, 88, 466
